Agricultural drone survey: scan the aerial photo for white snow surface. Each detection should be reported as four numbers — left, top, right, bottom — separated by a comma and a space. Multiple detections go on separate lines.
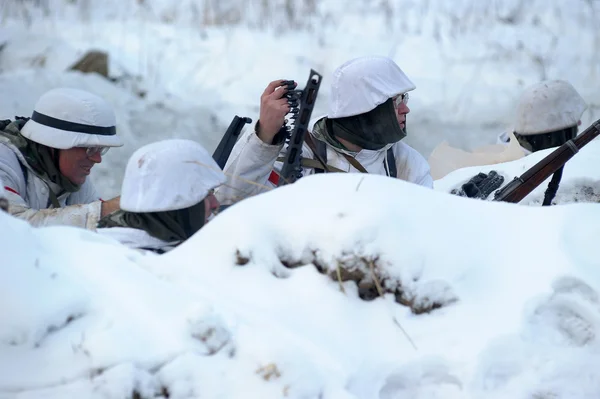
2, 167, 600, 398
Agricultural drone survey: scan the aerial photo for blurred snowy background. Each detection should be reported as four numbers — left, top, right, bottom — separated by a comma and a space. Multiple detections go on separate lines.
1, 0, 599, 197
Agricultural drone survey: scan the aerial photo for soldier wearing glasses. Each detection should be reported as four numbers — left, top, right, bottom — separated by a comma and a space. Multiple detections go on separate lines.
0, 88, 123, 229
216, 55, 432, 206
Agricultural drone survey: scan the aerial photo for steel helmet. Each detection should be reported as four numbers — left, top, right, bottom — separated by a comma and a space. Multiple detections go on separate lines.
514, 80, 587, 135
20, 87, 123, 149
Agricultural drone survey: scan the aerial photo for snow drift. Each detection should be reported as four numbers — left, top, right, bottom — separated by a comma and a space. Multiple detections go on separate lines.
2, 163, 600, 397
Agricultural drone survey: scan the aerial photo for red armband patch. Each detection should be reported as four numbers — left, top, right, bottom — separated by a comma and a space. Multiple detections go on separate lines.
268, 170, 280, 186
4, 186, 19, 195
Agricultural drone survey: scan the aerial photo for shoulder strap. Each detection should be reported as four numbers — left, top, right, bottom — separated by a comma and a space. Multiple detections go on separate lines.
386, 147, 397, 178
284, 132, 391, 176
304, 140, 396, 177
303, 133, 330, 173
274, 157, 346, 173
312, 137, 328, 174
300, 158, 345, 173
342, 148, 396, 177
340, 153, 368, 173
301, 138, 397, 177
17, 158, 29, 186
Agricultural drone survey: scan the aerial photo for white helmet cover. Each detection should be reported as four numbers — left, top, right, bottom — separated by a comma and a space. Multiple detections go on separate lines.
328, 55, 416, 119
120, 139, 226, 213
20, 87, 124, 149
514, 80, 587, 135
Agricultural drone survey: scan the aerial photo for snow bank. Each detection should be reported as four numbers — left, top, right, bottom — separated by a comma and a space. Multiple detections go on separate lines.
0, 213, 240, 398
2, 167, 600, 398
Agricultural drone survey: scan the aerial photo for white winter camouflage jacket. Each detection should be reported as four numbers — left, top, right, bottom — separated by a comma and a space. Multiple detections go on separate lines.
216, 119, 433, 205
0, 140, 102, 229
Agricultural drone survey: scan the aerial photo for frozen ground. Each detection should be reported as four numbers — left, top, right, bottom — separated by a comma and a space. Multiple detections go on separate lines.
2, 167, 600, 398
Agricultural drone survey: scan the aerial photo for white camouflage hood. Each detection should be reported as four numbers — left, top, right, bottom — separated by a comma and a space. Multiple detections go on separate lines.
120, 139, 226, 213
328, 55, 416, 119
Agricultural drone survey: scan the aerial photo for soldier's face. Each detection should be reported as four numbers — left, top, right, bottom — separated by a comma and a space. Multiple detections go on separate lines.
204, 191, 220, 224
393, 94, 410, 130
58, 147, 103, 185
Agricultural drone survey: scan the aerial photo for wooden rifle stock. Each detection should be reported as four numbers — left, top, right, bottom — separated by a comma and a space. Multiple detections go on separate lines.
493, 119, 600, 203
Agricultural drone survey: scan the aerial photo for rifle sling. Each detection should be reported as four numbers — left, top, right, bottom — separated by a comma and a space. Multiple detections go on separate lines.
304, 132, 371, 174
277, 133, 372, 175
303, 133, 334, 173
275, 133, 348, 174
275, 156, 346, 173
542, 166, 564, 206
340, 153, 368, 173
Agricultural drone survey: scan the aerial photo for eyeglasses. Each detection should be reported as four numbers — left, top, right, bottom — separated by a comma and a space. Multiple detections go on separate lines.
393, 92, 409, 108
85, 147, 110, 157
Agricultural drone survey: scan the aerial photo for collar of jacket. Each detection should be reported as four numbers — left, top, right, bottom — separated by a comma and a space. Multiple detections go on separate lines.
311, 116, 394, 161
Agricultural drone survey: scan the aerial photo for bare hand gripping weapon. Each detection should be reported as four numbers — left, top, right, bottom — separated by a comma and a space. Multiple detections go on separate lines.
276, 69, 323, 186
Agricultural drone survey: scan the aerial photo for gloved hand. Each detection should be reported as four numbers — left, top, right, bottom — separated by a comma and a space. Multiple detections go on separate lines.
451, 170, 505, 199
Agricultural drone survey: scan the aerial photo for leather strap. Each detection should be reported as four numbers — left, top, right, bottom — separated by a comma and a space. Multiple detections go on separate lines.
386, 147, 397, 178
275, 157, 346, 173
280, 133, 380, 176
303, 133, 333, 172
340, 153, 368, 173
